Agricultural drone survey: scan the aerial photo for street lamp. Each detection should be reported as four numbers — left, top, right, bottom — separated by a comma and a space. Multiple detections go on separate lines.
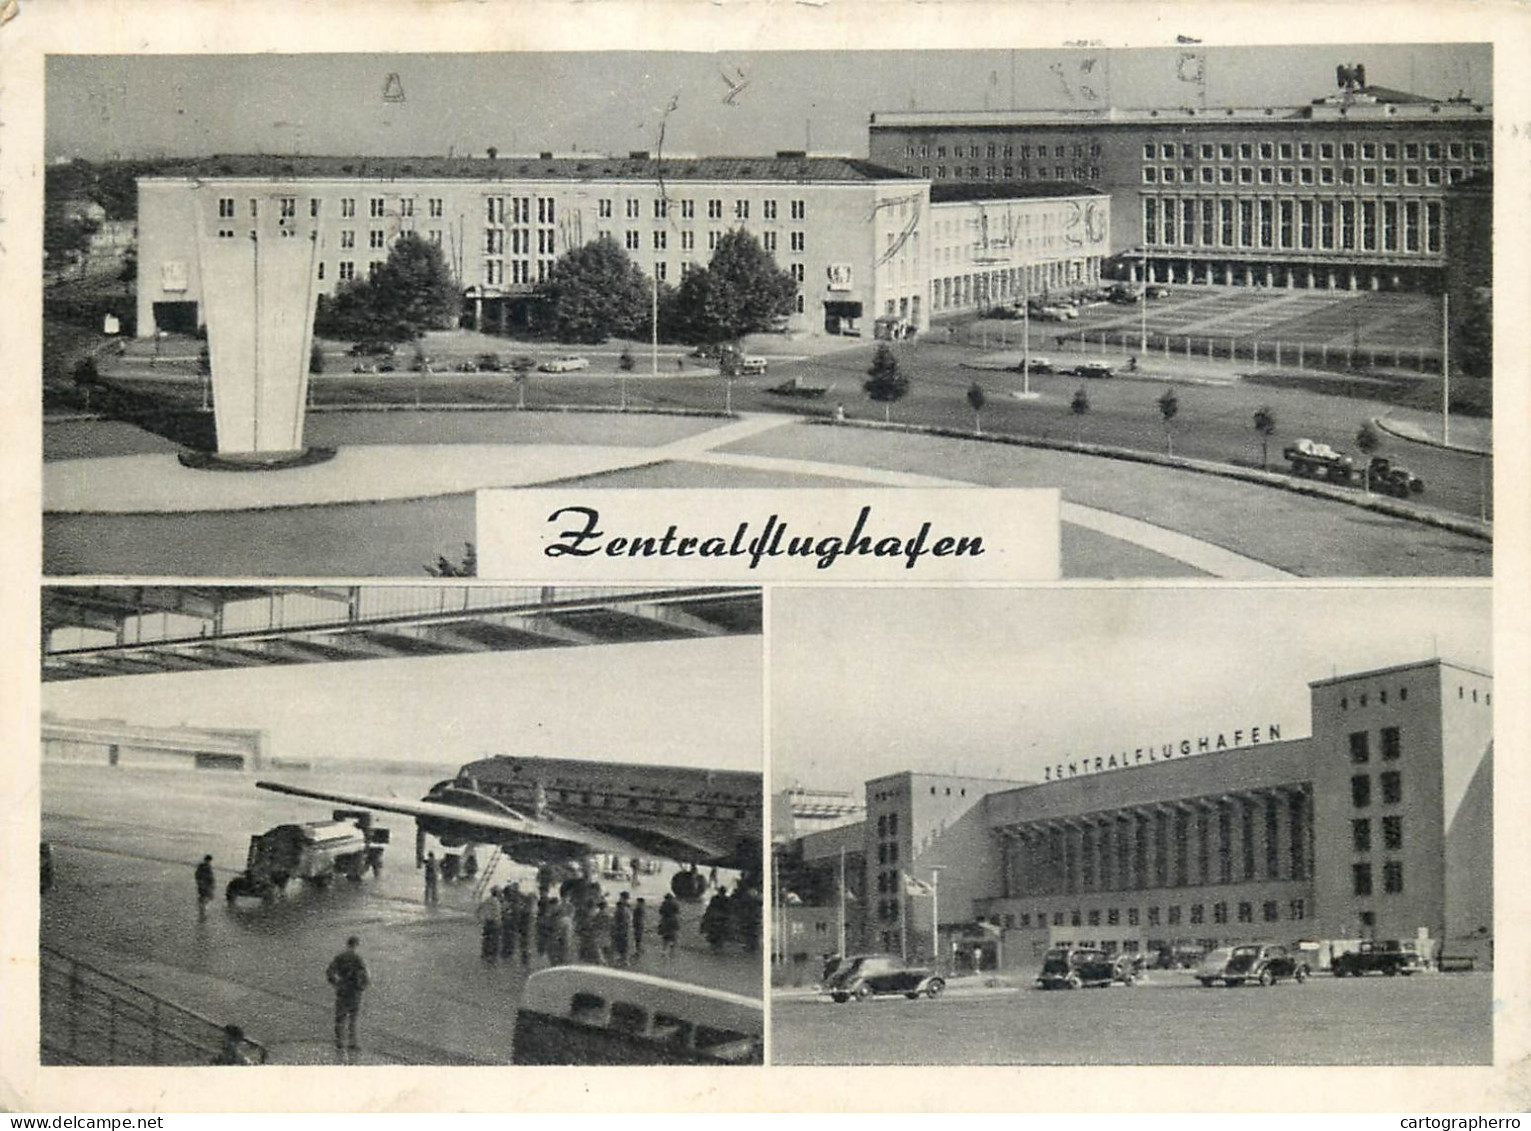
930, 866, 945, 974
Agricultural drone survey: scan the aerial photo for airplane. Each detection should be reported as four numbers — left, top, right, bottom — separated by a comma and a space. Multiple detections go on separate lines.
257, 754, 762, 898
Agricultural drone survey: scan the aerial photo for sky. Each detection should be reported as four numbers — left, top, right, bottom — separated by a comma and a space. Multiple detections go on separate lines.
45, 44, 1492, 162
42, 633, 762, 774
771, 585, 1492, 796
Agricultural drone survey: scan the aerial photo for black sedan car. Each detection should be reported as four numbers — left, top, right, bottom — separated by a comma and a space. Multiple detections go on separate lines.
1197, 943, 1310, 987
1035, 947, 1122, 990
823, 955, 945, 1003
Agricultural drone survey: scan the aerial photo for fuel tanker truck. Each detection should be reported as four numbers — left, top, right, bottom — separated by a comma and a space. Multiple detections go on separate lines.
226, 810, 389, 904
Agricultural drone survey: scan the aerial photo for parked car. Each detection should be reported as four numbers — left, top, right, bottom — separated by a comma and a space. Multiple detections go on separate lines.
737, 356, 769, 375
823, 954, 945, 1003
1197, 944, 1309, 987
1036, 947, 1118, 990
1331, 939, 1424, 977
1072, 361, 1115, 379
539, 355, 591, 373
1145, 285, 1172, 299
1013, 357, 1054, 375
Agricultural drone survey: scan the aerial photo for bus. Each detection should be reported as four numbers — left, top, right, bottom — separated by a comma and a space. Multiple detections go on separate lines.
511, 967, 763, 1066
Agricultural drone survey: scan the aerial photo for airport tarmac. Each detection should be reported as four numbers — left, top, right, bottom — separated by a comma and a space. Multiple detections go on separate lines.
38, 761, 763, 1065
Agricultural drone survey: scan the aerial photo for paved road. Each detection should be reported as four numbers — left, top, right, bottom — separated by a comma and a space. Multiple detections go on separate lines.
40, 762, 761, 1065
772, 971, 1492, 1065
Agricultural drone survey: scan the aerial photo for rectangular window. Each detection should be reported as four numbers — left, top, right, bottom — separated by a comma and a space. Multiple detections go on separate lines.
762, 232, 776, 253
1143, 166, 1158, 184
1383, 815, 1402, 851
1201, 199, 1215, 245
1352, 774, 1372, 808
399, 199, 414, 217
680, 231, 695, 251
338, 260, 355, 281
429, 198, 443, 219
1319, 201, 1334, 249
1263, 901, 1279, 923
1383, 201, 1399, 251
652, 230, 667, 250
625, 231, 640, 250
486, 197, 505, 224
249, 199, 259, 218
1190, 904, 1204, 925
1259, 167, 1274, 185
1383, 861, 1404, 894
1162, 200, 1177, 245
1258, 199, 1273, 248
218, 197, 235, 218
1213, 902, 1228, 925
707, 200, 723, 220
734, 199, 750, 220
1278, 199, 1294, 247
1144, 198, 1158, 245
1426, 202, 1443, 253
1381, 727, 1401, 761
653, 199, 668, 220
370, 197, 386, 219
1167, 905, 1180, 925
1353, 863, 1373, 896
1237, 902, 1253, 924
340, 198, 356, 218
485, 229, 504, 254
790, 232, 805, 253
1088, 909, 1100, 927
1339, 200, 1355, 249
1349, 731, 1370, 764
1239, 200, 1254, 247
339, 230, 355, 249
316, 261, 325, 279
1381, 771, 1402, 805
763, 200, 777, 220
791, 200, 806, 220
681, 200, 695, 220
369, 230, 386, 250
1352, 818, 1371, 853
1342, 142, 1357, 160
1289, 899, 1305, 920
790, 263, 805, 283
1362, 201, 1377, 251
654, 262, 667, 282
1220, 199, 1234, 246
598, 200, 613, 219
1183, 199, 1197, 245
538, 198, 555, 224
1126, 907, 1139, 927
625, 199, 640, 220
1220, 143, 1234, 160
1404, 201, 1420, 252
277, 197, 297, 219
707, 231, 720, 251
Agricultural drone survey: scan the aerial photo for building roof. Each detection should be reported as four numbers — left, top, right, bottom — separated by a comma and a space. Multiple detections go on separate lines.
142, 153, 921, 185
930, 183, 1107, 205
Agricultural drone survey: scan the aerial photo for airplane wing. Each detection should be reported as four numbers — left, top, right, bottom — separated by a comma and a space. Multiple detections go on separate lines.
255, 780, 644, 858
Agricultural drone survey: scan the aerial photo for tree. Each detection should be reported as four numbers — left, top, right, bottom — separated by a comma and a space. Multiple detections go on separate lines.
619, 346, 636, 372
1355, 421, 1381, 493
863, 343, 910, 422
670, 229, 796, 344
966, 382, 987, 435
310, 342, 326, 376
1253, 406, 1276, 470
43, 201, 99, 274
314, 233, 458, 343
1070, 386, 1090, 443
1157, 387, 1180, 456
1456, 290, 1492, 380
535, 235, 652, 344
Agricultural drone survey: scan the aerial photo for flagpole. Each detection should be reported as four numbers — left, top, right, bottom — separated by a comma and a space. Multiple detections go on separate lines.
931, 868, 943, 973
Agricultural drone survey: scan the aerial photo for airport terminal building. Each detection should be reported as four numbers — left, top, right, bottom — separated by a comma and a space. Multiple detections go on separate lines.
779, 658, 1493, 975
868, 76, 1492, 293
134, 154, 1109, 340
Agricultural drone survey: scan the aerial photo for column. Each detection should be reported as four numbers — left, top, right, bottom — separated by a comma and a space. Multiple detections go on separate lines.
1099, 818, 1114, 891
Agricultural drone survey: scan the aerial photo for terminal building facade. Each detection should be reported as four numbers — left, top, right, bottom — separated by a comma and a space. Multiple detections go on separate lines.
868, 76, 1492, 293
778, 659, 1492, 977
135, 154, 1109, 340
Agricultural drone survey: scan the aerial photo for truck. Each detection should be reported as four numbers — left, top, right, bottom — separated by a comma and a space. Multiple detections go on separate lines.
1331, 939, 1424, 977
1282, 439, 1426, 496
225, 810, 389, 904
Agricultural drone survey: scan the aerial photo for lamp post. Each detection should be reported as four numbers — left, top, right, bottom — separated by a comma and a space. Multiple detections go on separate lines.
930, 866, 945, 974
1139, 247, 1149, 356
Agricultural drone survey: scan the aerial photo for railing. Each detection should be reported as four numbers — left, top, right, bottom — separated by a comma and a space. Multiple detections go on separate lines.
40, 943, 268, 1065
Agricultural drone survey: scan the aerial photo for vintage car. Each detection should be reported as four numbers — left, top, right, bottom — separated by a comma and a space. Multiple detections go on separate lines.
823, 954, 945, 1003
1035, 947, 1122, 990
1197, 943, 1310, 987
1072, 360, 1116, 379
539, 355, 591, 373
1331, 939, 1424, 977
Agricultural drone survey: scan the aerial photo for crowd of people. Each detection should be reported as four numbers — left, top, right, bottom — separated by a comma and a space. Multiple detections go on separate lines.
468, 868, 762, 969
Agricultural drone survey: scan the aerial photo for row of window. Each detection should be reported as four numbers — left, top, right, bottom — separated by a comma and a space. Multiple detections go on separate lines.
903, 142, 1104, 161
1144, 139, 1488, 164
875, 813, 901, 838
598, 198, 808, 222
1143, 197, 1443, 256
1354, 860, 1405, 896
1019, 898, 1308, 930
1352, 816, 1404, 853
1145, 163, 1473, 187
1339, 685, 1409, 710
906, 164, 1100, 183
1351, 770, 1403, 808
1348, 727, 1402, 764
601, 229, 807, 255
218, 196, 448, 220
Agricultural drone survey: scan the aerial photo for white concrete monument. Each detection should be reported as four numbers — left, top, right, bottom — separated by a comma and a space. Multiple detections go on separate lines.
193, 189, 322, 458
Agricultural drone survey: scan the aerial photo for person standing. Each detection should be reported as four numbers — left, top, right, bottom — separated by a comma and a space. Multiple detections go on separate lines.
549, 900, 576, 967
477, 887, 503, 962
422, 853, 439, 906
535, 894, 554, 962
516, 886, 535, 968
325, 936, 370, 1056
658, 893, 681, 960
195, 855, 216, 921
631, 897, 647, 961
500, 884, 520, 962
611, 892, 632, 967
